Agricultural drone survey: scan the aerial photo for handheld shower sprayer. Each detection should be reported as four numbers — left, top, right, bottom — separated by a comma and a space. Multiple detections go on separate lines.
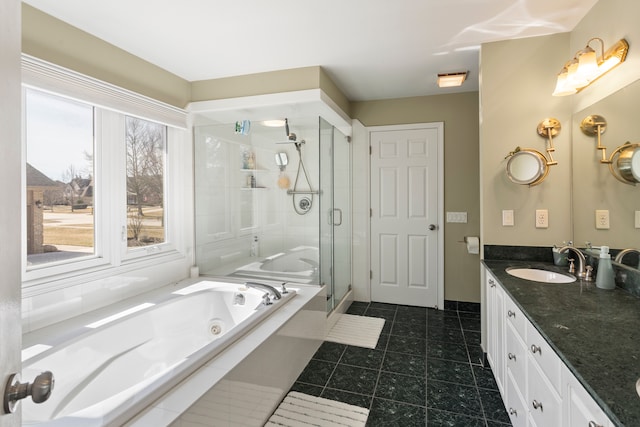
285, 118, 297, 142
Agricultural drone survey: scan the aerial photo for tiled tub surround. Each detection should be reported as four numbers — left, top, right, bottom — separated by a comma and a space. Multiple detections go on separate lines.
483, 258, 640, 426
23, 278, 325, 426
289, 302, 511, 426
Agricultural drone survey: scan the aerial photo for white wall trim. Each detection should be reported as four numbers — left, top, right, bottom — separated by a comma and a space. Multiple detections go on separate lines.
21, 54, 188, 129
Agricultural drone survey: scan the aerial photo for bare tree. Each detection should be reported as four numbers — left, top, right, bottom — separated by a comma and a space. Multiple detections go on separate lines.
126, 117, 165, 216
62, 164, 80, 211
128, 212, 144, 242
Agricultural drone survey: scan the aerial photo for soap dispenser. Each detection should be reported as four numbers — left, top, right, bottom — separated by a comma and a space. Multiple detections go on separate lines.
596, 246, 615, 290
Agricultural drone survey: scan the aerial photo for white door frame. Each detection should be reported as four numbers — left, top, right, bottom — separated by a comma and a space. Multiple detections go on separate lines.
367, 122, 444, 309
1, 0, 23, 426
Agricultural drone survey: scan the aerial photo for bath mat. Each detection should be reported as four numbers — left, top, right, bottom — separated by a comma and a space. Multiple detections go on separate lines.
266, 391, 369, 426
325, 314, 385, 349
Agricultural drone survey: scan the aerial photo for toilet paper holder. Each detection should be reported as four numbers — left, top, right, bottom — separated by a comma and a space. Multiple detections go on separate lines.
459, 236, 480, 254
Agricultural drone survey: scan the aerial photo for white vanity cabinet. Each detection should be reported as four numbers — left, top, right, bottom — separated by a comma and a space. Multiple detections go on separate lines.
483, 266, 615, 427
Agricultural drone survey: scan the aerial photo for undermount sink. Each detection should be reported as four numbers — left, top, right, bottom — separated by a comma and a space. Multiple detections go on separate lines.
506, 267, 576, 283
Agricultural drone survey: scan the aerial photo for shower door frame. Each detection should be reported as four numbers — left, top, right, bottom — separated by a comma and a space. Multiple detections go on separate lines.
319, 118, 352, 313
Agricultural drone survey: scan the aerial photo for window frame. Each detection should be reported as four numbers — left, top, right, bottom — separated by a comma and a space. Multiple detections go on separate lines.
21, 56, 188, 291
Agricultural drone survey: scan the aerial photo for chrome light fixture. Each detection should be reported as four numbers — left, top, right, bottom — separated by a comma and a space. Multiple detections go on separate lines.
437, 72, 467, 88
552, 38, 629, 96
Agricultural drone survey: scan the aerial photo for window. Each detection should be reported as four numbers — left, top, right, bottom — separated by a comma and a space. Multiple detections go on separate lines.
21, 55, 188, 288
25, 89, 96, 266
125, 116, 167, 249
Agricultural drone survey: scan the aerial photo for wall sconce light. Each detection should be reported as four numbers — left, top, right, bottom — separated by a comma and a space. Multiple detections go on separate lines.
552, 38, 629, 96
581, 114, 640, 185
437, 72, 467, 88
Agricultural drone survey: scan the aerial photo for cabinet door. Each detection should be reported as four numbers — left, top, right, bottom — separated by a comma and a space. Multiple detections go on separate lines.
485, 271, 505, 395
563, 366, 612, 427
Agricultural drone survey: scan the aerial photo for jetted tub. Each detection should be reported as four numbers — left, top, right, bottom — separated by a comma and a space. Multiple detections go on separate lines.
21, 280, 296, 426
231, 246, 319, 284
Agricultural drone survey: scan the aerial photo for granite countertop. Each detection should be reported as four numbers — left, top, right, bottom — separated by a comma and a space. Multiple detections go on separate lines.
483, 259, 640, 427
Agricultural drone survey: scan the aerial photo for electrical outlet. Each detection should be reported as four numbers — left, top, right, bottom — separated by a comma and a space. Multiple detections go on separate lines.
635, 211, 640, 229
595, 210, 610, 229
502, 210, 514, 226
535, 209, 548, 228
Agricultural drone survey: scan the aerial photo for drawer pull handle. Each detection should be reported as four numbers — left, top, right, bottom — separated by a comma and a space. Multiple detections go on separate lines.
530, 344, 541, 354
508, 408, 517, 416
588, 422, 603, 427
508, 353, 516, 361
507, 310, 515, 318
532, 400, 543, 411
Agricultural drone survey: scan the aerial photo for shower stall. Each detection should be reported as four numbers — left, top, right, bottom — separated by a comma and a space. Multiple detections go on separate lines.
193, 116, 351, 313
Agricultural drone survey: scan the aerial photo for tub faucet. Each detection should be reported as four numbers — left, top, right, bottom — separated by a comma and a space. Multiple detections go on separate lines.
614, 248, 640, 267
245, 282, 282, 300
558, 245, 587, 279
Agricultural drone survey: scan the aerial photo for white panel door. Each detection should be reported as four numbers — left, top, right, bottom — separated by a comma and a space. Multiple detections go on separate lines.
370, 124, 442, 307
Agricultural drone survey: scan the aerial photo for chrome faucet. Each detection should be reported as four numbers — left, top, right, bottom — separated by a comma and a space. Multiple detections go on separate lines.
614, 248, 640, 266
558, 245, 588, 279
244, 282, 282, 300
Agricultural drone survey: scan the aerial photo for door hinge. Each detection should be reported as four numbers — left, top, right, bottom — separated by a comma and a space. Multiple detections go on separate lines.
370, 270, 373, 279
370, 208, 373, 217
369, 145, 372, 155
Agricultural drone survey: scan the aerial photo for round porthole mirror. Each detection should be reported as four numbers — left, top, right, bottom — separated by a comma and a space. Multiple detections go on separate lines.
506, 149, 548, 185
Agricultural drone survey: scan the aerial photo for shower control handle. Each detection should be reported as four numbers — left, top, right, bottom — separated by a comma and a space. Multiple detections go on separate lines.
4, 371, 54, 414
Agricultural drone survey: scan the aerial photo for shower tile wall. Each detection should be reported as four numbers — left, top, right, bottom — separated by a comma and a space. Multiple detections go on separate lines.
194, 122, 321, 276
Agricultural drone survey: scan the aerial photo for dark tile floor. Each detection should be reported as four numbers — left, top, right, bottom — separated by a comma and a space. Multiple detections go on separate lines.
288, 301, 512, 427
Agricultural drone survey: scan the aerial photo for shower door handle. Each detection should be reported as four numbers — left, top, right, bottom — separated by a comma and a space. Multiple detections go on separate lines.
333, 208, 343, 226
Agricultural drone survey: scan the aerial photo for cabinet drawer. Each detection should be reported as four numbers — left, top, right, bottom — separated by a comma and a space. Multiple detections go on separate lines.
504, 295, 526, 339
505, 370, 527, 427
506, 322, 526, 389
526, 320, 561, 393
527, 356, 562, 427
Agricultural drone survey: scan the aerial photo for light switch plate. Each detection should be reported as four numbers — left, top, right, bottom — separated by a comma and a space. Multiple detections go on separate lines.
595, 210, 610, 229
502, 210, 514, 226
535, 209, 548, 228
446, 212, 467, 223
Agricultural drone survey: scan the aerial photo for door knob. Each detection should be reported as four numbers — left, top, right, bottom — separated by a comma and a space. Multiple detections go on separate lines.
3, 371, 54, 414
428, 224, 437, 231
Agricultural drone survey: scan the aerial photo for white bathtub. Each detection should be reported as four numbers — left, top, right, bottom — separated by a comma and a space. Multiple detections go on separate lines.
231, 246, 319, 284
21, 280, 296, 427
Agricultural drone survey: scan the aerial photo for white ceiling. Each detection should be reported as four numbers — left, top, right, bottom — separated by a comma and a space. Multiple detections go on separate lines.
24, 0, 598, 101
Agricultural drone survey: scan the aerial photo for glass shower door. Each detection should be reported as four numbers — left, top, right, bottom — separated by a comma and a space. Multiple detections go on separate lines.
319, 118, 351, 312
332, 125, 351, 309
